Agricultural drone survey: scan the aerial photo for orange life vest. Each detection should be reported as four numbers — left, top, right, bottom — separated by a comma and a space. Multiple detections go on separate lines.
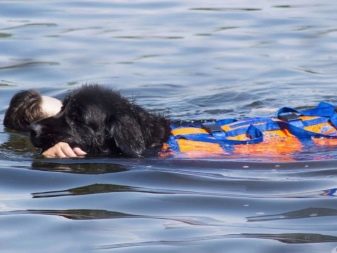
160, 102, 337, 159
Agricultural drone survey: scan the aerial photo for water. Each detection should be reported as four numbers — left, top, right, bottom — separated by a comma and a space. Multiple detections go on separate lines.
1, 0, 337, 252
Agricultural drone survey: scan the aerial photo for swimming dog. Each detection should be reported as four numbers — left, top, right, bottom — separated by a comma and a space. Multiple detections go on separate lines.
30, 85, 170, 157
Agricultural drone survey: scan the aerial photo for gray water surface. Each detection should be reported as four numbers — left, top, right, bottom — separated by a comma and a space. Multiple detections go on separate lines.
1, 1, 337, 252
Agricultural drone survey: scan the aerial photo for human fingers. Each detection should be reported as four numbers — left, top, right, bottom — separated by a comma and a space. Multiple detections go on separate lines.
73, 147, 87, 156
42, 146, 66, 158
42, 147, 57, 158
59, 142, 78, 158
55, 148, 67, 158
42, 142, 74, 158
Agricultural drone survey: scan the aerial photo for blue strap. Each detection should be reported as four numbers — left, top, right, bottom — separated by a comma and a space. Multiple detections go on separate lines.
204, 120, 264, 144
223, 118, 281, 136
216, 118, 237, 126
301, 101, 336, 117
277, 102, 337, 139
172, 123, 264, 146
278, 102, 336, 119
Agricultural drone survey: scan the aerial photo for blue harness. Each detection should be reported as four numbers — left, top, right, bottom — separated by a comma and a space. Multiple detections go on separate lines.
165, 102, 337, 154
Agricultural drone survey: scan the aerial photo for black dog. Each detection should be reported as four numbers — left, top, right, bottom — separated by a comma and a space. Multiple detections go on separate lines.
30, 85, 171, 157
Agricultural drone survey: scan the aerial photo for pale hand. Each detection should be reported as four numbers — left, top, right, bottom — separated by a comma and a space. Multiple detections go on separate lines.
42, 142, 87, 158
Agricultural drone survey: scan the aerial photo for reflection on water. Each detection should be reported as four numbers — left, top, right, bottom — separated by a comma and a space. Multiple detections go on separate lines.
32, 160, 128, 174
1, 0, 337, 252
0, 131, 34, 153
97, 233, 337, 250
0, 60, 59, 70
3, 209, 140, 220
248, 207, 337, 222
32, 183, 134, 198
238, 233, 337, 244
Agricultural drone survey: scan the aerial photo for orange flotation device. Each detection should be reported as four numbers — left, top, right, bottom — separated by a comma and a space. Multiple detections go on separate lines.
161, 102, 337, 159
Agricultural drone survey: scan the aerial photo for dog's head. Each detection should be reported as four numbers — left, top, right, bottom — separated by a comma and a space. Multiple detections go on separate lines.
30, 85, 169, 157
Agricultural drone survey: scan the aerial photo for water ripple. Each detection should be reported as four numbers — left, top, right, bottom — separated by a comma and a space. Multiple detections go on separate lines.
0, 60, 59, 70
1, 23, 58, 31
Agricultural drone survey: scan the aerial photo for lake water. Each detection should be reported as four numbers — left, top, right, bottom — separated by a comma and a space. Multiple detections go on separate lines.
1, 0, 337, 252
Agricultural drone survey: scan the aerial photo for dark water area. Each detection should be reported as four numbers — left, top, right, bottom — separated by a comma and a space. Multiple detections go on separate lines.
0, 1, 337, 252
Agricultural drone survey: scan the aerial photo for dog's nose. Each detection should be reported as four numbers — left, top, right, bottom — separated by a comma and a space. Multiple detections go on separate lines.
29, 123, 42, 138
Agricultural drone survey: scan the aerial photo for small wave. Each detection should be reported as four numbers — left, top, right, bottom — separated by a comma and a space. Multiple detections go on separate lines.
0, 61, 59, 70
0, 32, 11, 38
1, 23, 58, 31
189, 7, 261, 12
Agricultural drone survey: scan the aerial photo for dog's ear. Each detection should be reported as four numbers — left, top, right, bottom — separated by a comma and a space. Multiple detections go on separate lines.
109, 115, 146, 157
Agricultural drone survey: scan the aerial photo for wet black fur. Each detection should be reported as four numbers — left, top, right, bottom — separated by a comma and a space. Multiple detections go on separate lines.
30, 85, 171, 157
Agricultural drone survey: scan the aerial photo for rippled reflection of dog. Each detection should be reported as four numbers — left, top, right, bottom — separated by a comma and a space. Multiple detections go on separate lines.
30, 85, 171, 157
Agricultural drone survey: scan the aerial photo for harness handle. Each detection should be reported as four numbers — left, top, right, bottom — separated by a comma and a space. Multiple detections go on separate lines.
277, 107, 300, 121
220, 124, 264, 145
202, 121, 264, 145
